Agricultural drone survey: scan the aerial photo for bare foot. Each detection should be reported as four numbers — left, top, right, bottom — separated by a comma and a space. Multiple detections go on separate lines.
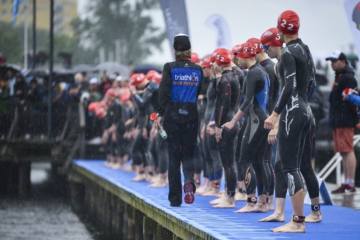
267, 196, 274, 210
213, 197, 235, 208
132, 173, 146, 182
234, 191, 247, 201
272, 221, 305, 233
202, 187, 220, 196
259, 212, 285, 222
109, 162, 116, 169
197, 183, 210, 195
235, 203, 258, 213
149, 175, 160, 184
254, 202, 270, 213
121, 164, 133, 172
210, 194, 226, 205
305, 211, 322, 223
112, 163, 121, 169
150, 179, 167, 188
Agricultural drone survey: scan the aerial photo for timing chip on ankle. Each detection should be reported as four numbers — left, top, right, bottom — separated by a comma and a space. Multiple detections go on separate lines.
292, 215, 305, 223
311, 204, 320, 212
247, 196, 257, 204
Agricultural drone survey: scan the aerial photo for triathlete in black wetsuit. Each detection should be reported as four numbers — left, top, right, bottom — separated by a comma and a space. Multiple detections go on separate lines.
223, 41, 271, 213
260, 26, 322, 225
248, 37, 277, 208
193, 53, 207, 188
102, 89, 125, 169
212, 48, 240, 208
231, 45, 249, 200
197, 56, 223, 196
130, 73, 159, 182
264, 10, 315, 233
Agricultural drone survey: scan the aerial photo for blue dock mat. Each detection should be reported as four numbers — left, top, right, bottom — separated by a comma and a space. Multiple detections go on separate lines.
74, 160, 360, 240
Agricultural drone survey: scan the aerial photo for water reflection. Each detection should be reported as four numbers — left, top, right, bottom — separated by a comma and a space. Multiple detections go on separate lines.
0, 162, 100, 240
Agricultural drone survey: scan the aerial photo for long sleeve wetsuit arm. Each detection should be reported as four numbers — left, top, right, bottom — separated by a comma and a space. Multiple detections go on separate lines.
214, 77, 231, 127
274, 52, 297, 114
239, 70, 256, 113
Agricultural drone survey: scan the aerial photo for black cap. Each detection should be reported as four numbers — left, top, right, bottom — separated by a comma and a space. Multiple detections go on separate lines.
325, 50, 347, 62
173, 34, 191, 51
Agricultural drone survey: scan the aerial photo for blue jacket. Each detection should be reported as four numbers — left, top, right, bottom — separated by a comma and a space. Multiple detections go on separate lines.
347, 94, 360, 106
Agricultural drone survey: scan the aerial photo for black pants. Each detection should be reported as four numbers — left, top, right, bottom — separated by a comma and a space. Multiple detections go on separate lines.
164, 120, 197, 205
239, 116, 270, 196
275, 109, 319, 199
277, 103, 310, 197
218, 127, 238, 197
193, 139, 203, 175
235, 119, 247, 181
132, 130, 148, 167
155, 135, 169, 174
204, 131, 223, 181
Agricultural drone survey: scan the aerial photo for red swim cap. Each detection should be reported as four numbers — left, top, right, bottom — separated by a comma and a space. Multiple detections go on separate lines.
247, 38, 262, 54
146, 70, 161, 85
261, 27, 283, 47
233, 42, 257, 59
214, 48, 232, 65
191, 52, 200, 63
200, 56, 212, 69
277, 10, 300, 35
88, 102, 99, 113
95, 107, 106, 119
130, 73, 146, 87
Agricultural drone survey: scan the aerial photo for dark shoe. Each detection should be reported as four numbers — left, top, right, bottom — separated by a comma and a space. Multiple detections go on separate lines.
345, 184, 356, 193
170, 202, 181, 207
183, 182, 195, 204
331, 184, 347, 194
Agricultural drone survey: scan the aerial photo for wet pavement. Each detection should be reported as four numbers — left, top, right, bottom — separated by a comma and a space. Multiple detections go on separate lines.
328, 183, 360, 210
0, 163, 103, 240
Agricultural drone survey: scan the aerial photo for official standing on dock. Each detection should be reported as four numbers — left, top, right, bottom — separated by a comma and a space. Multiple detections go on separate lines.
158, 34, 204, 207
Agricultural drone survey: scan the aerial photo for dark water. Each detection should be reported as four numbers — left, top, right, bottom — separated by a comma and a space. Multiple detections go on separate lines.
0, 163, 103, 240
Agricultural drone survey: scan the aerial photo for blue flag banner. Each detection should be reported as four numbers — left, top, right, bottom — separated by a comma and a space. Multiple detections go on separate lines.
205, 14, 232, 49
159, 0, 190, 58
12, 0, 22, 25
344, 0, 360, 58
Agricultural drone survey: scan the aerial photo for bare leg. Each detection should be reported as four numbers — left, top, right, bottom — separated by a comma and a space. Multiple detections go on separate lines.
272, 189, 305, 233
305, 197, 322, 223
343, 151, 356, 184
235, 194, 258, 213
259, 198, 285, 222
213, 194, 235, 208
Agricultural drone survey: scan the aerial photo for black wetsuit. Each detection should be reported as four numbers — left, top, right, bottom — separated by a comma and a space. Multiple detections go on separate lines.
103, 99, 125, 157
214, 69, 241, 197
159, 59, 203, 206
238, 63, 271, 200
201, 77, 222, 181
274, 38, 314, 197
259, 58, 278, 197
195, 77, 209, 179
132, 82, 159, 168
274, 46, 320, 211
260, 58, 279, 113
234, 68, 248, 184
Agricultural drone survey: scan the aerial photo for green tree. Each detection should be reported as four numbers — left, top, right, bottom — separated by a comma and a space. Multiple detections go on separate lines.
0, 21, 22, 64
73, 0, 166, 65
0, 20, 96, 67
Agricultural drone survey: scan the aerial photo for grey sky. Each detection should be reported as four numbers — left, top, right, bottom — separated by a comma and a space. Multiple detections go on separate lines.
78, 0, 355, 64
